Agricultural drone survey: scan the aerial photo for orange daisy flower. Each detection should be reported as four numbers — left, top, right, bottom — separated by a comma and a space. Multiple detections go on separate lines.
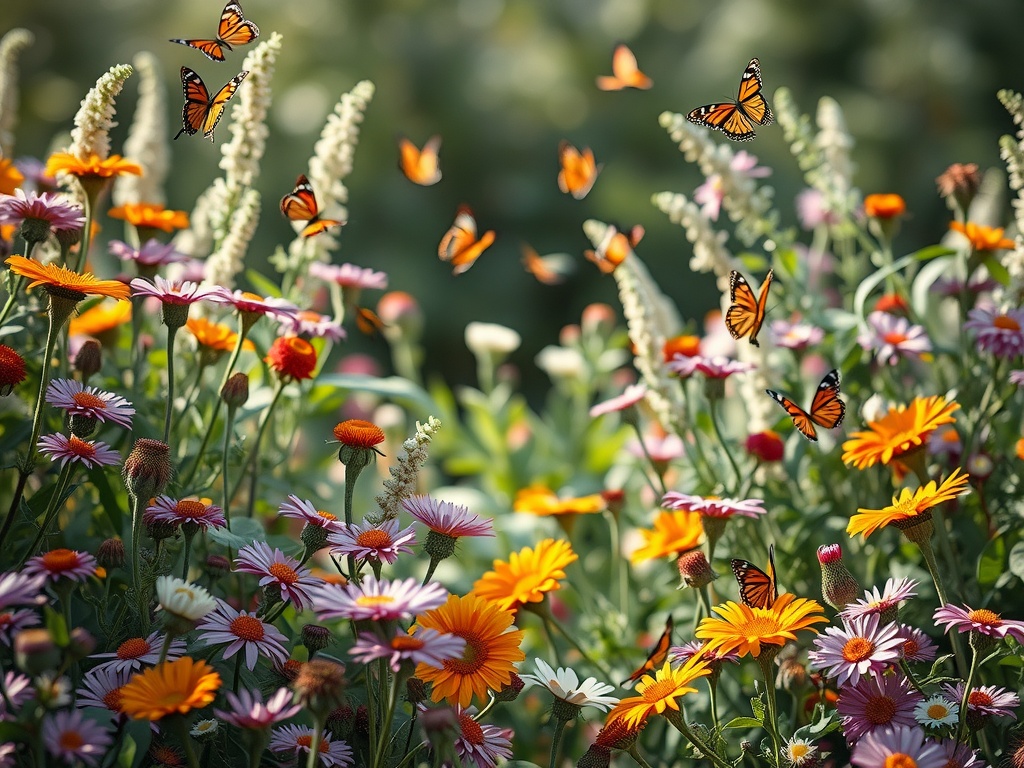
0, 157, 25, 196
332, 419, 385, 449
842, 396, 960, 470
512, 485, 606, 517
413, 593, 525, 708
695, 594, 828, 659
863, 194, 906, 219
44, 152, 142, 180
119, 657, 221, 721
69, 300, 131, 338
185, 317, 255, 353
265, 336, 318, 381
663, 335, 701, 361
5, 255, 129, 301
108, 203, 189, 233
606, 657, 711, 729
949, 221, 1016, 252
470, 538, 578, 612
629, 509, 704, 565
847, 467, 971, 538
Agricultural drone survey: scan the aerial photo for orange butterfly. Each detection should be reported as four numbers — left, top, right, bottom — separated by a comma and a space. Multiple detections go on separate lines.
725, 269, 773, 347
398, 135, 442, 186
438, 205, 495, 275
730, 544, 777, 610
585, 224, 644, 274
521, 244, 573, 286
621, 616, 673, 687
766, 369, 846, 442
169, 1, 259, 62
280, 175, 345, 238
174, 68, 248, 142
557, 141, 601, 200
687, 58, 773, 142
596, 44, 653, 91
355, 307, 386, 337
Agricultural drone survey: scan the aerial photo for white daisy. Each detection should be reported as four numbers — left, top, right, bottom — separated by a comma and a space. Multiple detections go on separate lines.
155, 575, 216, 621
519, 658, 618, 712
915, 696, 959, 728
783, 737, 818, 767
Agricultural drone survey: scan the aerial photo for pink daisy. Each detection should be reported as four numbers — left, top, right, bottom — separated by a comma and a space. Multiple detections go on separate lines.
963, 306, 1024, 358
143, 496, 226, 532
0, 571, 46, 609
837, 671, 924, 742
0, 670, 32, 720
1010, 369, 1024, 386
402, 496, 494, 539
661, 492, 766, 519
130, 276, 220, 305
627, 431, 686, 463
349, 628, 466, 672
857, 311, 932, 366
209, 288, 300, 321
214, 687, 301, 729
850, 725, 945, 768
109, 238, 188, 266
807, 614, 905, 687
42, 709, 112, 767
0, 189, 84, 232
932, 738, 986, 768
328, 518, 417, 565
941, 682, 1020, 719
277, 495, 344, 532
933, 603, 1024, 643
589, 383, 647, 418
670, 640, 741, 666
931, 274, 998, 298
796, 188, 841, 230
313, 576, 448, 623
89, 631, 186, 673
452, 705, 514, 768
45, 378, 135, 429
668, 354, 754, 379
196, 599, 289, 670
309, 262, 389, 290
0, 608, 39, 645
24, 548, 97, 583
234, 542, 320, 611
894, 625, 938, 663
694, 175, 726, 221
75, 665, 132, 718
37, 433, 120, 468
771, 319, 825, 351
269, 724, 354, 767
841, 578, 919, 621
279, 309, 347, 341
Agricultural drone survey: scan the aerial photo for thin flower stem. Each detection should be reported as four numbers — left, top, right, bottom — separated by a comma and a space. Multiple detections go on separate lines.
544, 612, 614, 681
915, 538, 968, 677
709, 399, 742, 493
232, 652, 242, 693
156, 630, 174, 664
71, 186, 98, 273
129, 493, 150, 633
182, 401, 220, 491
666, 711, 733, 768
17, 461, 76, 566
0, 275, 26, 328
955, 643, 979, 744
341, 461, 367, 586
626, 746, 656, 768
420, 557, 440, 586
306, 715, 326, 768
603, 510, 628, 615
228, 380, 287, 505
757, 653, 782, 768
181, 530, 194, 580
628, 421, 668, 497
373, 668, 404, 768
222, 405, 237, 529
162, 325, 179, 444
171, 715, 201, 768
547, 718, 567, 768
707, 677, 720, 732
218, 316, 249, 393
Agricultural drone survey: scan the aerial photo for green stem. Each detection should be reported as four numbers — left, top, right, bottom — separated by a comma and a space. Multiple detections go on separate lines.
156, 630, 175, 664
955, 643, 980, 743
604, 510, 628, 615
232, 652, 242, 693
707, 676, 720, 732
228, 380, 287, 504
181, 530, 194, 580
757, 653, 782, 768
163, 325, 179, 444
17, 461, 76, 566
182, 402, 220, 491
0, 275, 25, 329
916, 537, 968, 677
71, 185, 98, 273
306, 715, 325, 768
547, 718, 567, 768
222, 405, 237, 529
665, 711, 732, 768
626, 746, 655, 768
171, 715, 201, 768
628, 421, 668, 497
543, 611, 614, 681
218, 316, 249, 393
709, 399, 742, 493
129, 493, 150, 633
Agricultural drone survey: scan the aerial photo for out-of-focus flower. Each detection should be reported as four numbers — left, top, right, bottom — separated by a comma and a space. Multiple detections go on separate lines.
0, 344, 27, 396
629, 509, 703, 564
842, 396, 959, 470
109, 238, 188, 267
465, 322, 521, 358
107, 203, 188, 232
37, 434, 121, 468
68, 301, 131, 340
213, 687, 301, 729
771, 319, 825, 350
269, 725, 354, 767
796, 187, 839, 229
512, 486, 606, 517
0, 189, 84, 237
949, 221, 1015, 251
858, 311, 932, 366
745, 430, 784, 462
44, 152, 142, 180
848, 468, 970, 538
662, 492, 766, 519
662, 335, 701, 361
808, 614, 906, 686
24, 548, 98, 582
119, 657, 221, 721
470, 538, 578, 612
349, 628, 466, 673
265, 336, 318, 381
42, 709, 111, 767
309, 261, 388, 290
963, 306, 1024, 358
186, 317, 256, 353
667, 354, 754, 379
863, 194, 906, 219
935, 163, 981, 208
209, 288, 299, 323
279, 309, 346, 341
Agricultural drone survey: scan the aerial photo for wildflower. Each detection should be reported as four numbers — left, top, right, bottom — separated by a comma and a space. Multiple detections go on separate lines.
0, 189, 84, 240
107, 203, 188, 232
914, 696, 959, 728
771, 319, 825, 350
850, 725, 944, 768
928, 424, 962, 459
328, 518, 417, 565
119, 657, 222, 721
42, 709, 111, 767
520, 658, 618, 712
24, 548, 98, 582
412, 594, 526, 707
213, 687, 302, 729
349, 628, 467, 673
130, 276, 219, 308
626, 430, 686, 466
836, 671, 924, 741
807, 613, 906, 686
933, 739, 986, 768
44, 152, 142, 179
5, 254, 129, 301
932, 603, 1024, 643
663, 334, 701, 360
403, 495, 494, 539
309, 261, 389, 289
470, 538, 578, 612
848, 468, 970, 538
536, 345, 586, 379
667, 354, 754, 379
669, 640, 740, 667
949, 220, 1015, 251
465, 322, 522, 358
264, 335, 318, 381
963, 306, 1024, 358
234, 542, 320, 611
280, 309, 346, 341
293, 659, 348, 715
314, 575, 447, 623
842, 396, 960, 469
37, 434, 120, 468
629, 509, 704, 564
676, 551, 718, 589
90, 631, 185, 673
589, 383, 647, 417
842, 578, 918, 621
451, 706, 514, 768
512, 486, 606, 517
209, 288, 300, 325
75, 665, 132, 717
941, 682, 1020, 720
936, 163, 981, 209
186, 316, 255, 353
0, 671, 33, 720
144, 496, 225, 532
697, 595, 827, 659
863, 194, 906, 219
662, 492, 766, 519
154, 576, 216, 622
45, 378, 134, 429
606, 658, 710, 728
796, 187, 840, 229
874, 293, 909, 315
817, 543, 862, 611
195, 598, 289, 670
68, 301, 131, 340
333, 418, 386, 453
278, 495, 343, 532
783, 738, 818, 767
190, 719, 218, 739
0, 157, 24, 196
109, 238, 188, 267
858, 311, 932, 366
896, 625, 938, 663
0, 571, 45, 609
0, 344, 27, 396
269, 725, 354, 767
0, 609, 38, 645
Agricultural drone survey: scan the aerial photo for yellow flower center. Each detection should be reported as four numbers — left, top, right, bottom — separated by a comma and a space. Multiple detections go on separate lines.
968, 608, 1001, 626
994, 314, 1021, 332
790, 744, 810, 759
42, 548, 80, 572
229, 615, 266, 641
59, 730, 85, 750
317, 510, 337, 521
175, 500, 209, 518
356, 529, 392, 549
927, 703, 950, 719
841, 636, 875, 662
736, 614, 780, 637
884, 756, 917, 768
268, 562, 299, 585
103, 687, 124, 711
356, 595, 396, 607
117, 637, 152, 659
390, 635, 424, 651
865, 694, 897, 724
640, 678, 678, 702
72, 391, 107, 409
968, 690, 993, 707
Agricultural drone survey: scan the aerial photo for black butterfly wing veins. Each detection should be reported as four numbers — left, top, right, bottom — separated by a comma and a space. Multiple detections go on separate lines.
730, 545, 777, 609
809, 369, 846, 430
687, 58, 771, 141
169, 2, 259, 62
620, 616, 674, 687
174, 67, 209, 139
737, 58, 773, 127
725, 269, 773, 346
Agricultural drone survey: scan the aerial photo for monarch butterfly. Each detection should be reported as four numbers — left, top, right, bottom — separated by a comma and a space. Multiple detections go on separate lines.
621, 616, 673, 687
169, 1, 259, 62
585, 224, 644, 274
557, 141, 601, 200
730, 544, 777, 610
438, 205, 495, 275
280, 175, 345, 238
521, 244, 574, 285
725, 269, 774, 347
687, 58, 773, 142
398, 135, 442, 186
174, 68, 248, 142
596, 44, 653, 91
355, 307, 386, 337
766, 369, 846, 442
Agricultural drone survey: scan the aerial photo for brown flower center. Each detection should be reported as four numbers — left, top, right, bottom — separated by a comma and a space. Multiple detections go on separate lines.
66, 436, 98, 458
457, 711, 484, 745
175, 500, 209, 519
0, 612, 11, 628
117, 637, 152, 659
444, 634, 485, 675
268, 562, 299, 585
356, 529, 392, 549
883, 756, 917, 768
59, 730, 85, 750
295, 734, 329, 752
902, 639, 920, 657
967, 608, 1001, 626
841, 636, 875, 662
968, 690, 993, 707
72, 391, 107, 409
994, 314, 1021, 332
102, 687, 124, 711
229, 615, 266, 642
42, 548, 80, 572
865, 694, 897, 724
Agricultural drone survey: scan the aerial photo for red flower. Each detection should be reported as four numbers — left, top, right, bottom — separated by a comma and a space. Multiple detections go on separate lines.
744, 430, 784, 462
265, 337, 317, 381
0, 344, 27, 396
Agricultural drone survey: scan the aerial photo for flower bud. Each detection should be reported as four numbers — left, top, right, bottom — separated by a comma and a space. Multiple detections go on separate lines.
68, 413, 98, 438
817, 544, 861, 610
293, 659, 347, 717
677, 550, 718, 590
301, 624, 332, 655
96, 538, 126, 569
492, 672, 524, 702
206, 554, 231, 575
0, 344, 27, 396
936, 163, 981, 213
14, 628, 60, 674
326, 704, 355, 739
300, 522, 330, 553
73, 340, 102, 381
220, 372, 249, 409
577, 745, 612, 768
68, 627, 96, 658
146, 518, 179, 542
122, 438, 172, 500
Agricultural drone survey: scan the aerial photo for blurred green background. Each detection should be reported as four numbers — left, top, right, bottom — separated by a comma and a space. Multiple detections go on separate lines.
4, 0, 1021, 395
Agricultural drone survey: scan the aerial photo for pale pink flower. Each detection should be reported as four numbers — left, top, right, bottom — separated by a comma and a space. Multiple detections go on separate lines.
328, 518, 417, 565
109, 238, 188, 266
45, 378, 135, 428
668, 354, 754, 379
195, 599, 289, 669
662, 492, 766, 519
402, 496, 494, 539
130, 276, 220, 305
771, 319, 825, 351
269, 725, 353, 767
234, 542, 320, 611
309, 262, 389, 290
963, 306, 1024, 358
0, 189, 84, 231
589, 383, 647, 418
37, 433, 120, 468
214, 688, 301, 729
858, 311, 932, 365
350, 628, 466, 672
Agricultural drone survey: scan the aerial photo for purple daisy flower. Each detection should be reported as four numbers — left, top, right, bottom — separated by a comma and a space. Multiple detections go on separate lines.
402, 495, 494, 539
933, 603, 1024, 643
858, 311, 932, 366
234, 542, 320, 611
963, 306, 1024, 358
669, 640, 741, 666
24, 548, 97, 583
941, 682, 1020, 719
269, 724, 353, 767
37, 433, 120, 468
931, 738, 986, 768
278, 309, 347, 341
0, 608, 39, 645
668, 354, 754, 379
0, 571, 46, 609
451, 705, 514, 768
350, 628, 466, 672
837, 671, 924, 742
589, 383, 647, 418
0, 670, 32, 720
214, 687, 302, 729
89, 631, 186, 673
277, 495, 344, 532
807, 613, 905, 687
143, 496, 226, 531
75, 665, 133, 718
895, 625, 938, 663
328, 518, 417, 565
313, 576, 448, 623
0, 189, 84, 232
771, 319, 825, 351
662, 491, 766, 519
42, 709, 112, 767
130, 275, 220, 305
195, 599, 289, 670
309, 262, 389, 290
850, 725, 945, 768
209, 288, 300, 321
109, 238, 188, 266
45, 378, 135, 429
841, 578, 919, 621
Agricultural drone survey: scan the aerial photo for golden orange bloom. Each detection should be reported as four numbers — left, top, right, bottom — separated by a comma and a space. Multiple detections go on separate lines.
1016, 438, 1024, 461
470, 538, 578, 612
0, 157, 24, 196
663, 335, 701, 361
696, 594, 828, 659
606, 657, 711, 728
863, 193, 906, 219
69, 300, 131, 337
842, 396, 959, 470
949, 221, 1016, 252
44, 152, 142, 179
5, 255, 129, 301
332, 419, 385, 448
629, 509, 704, 564
108, 203, 189, 233
185, 317, 255, 352
119, 657, 221, 721
848, 467, 971, 538
512, 485, 606, 517
413, 594, 525, 708
265, 336, 318, 380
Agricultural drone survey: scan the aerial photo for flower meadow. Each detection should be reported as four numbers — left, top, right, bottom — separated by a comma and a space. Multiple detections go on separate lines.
2, 14, 1024, 768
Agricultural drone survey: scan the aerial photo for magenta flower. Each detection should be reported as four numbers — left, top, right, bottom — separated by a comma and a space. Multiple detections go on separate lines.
0, 571, 46, 609
796, 188, 840, 230
932, 603, 1024, 643
0, 189, 84, 231
279, 309, 347, 341
895, 625, 938, 663
771, 319, 825, 351
269, 725, 353, 767
858, 311, 932, 366
234, 542, 320, 611
109, 238, 188, 266
941, 682, 1020, 719
452, 705, 514, 768
668, 354, 754, 379
37, 433, 120, 468
807, 614, 905, 687
277, 495, 344, 532
402, 496, 494, 539
850, 725, 945, 768
328, 518, 417, 565
841, 578, 919, 621
963, 306, 1024, 358
662, 491, 766, 519
214, 688, 302, 729
45, 378, 134, 429
589, 383, 647, 418
143, 496, 226, 532
350, 627, 466, 672
209, 288, 300, 321
694, 175, 725, 221
0, 671, 32, 720
313, 576, 448, 623
75, 665, 133, 718
309, 262, 388, 290
195, 599, 289, 670
836, 671, 924, 742
89, 631, 186, 673
130, 276, 220, 305
932, 738, 986, 768
670, 640, 741, 666
42, 709, 112, 767
24, 548, 97, 583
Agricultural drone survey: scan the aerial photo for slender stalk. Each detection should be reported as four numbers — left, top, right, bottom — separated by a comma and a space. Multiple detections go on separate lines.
218, 316, 248, 392
709, 399, 742, 493
757, 653, 782, 768
163, 325, 179, 443
604, 510, 628, 614
156, 630, 175, 664
17, 461, 76, 565
221, 404, 238, 529
626, 746, 656, 768
182, 402, 220, 490
0, 276, 26, 328
543, 611, 614, 681
628, 421, 668, 497
915, 537, 968, 676
306, 715, 326, 768
171, 715, 201, 768
665, 710, 732, 768
547, 718, 568, 768
232, 652, 242, 693
228, 380, 287, 504
955, 643, 980, 743
129, 493, 150, 633
181, 529, 195, 580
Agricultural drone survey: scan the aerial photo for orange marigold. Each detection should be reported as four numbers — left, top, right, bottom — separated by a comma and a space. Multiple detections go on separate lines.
108, 203, 189, 233
842, 395, 959, 470
863, 194, 906, 219
69, 300, 131, 338
44, 152, 142, 179
119, 657, 221, 721
265, 336, 318, 381
470, 538, 578, 612
332, 419, 385, 448
185, 317, 255, 352
5, 255, 129, 301
949, 221, 1016, 252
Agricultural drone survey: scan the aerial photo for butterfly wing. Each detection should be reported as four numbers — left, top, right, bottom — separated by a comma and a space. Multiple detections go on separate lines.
198, 70, 247, 141
217, 1, 259, 47
621, 616, 673, 687
766, 388, 818, 442
281, 175, 320, 221
440, 205, 493, 274
169, 37, 228, 62
450, 230, 495, 274
808, 369, 846, 430
299, 218, 344, 238
597, 44, 653, 91
557, 141, 600, 200
725, 270, 773, 346
355, 307, 386, 336
522, 244, 573, 285
687, 102, 756, 141
730, 548, 777, 609
398, 135, 442, 186
175, 68, 212, 140
736, 58, 773, 126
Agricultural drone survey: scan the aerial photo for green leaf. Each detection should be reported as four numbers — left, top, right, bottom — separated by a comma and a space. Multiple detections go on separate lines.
749, 695, 766, 721
977, 535, 1008, 587
89, 466, 126, 535
244, 269, 284, 298
910, 255, 955, 317
120, 717, 153, 768
315, 373, 437, 414
44, 606, 70, 646
1009, 541, 1024, 580
983, 255, 1011, 286
853, 253, 916, 324
724, 716, 763, 729
208, 517, 266, 549
910, 245, 957, 261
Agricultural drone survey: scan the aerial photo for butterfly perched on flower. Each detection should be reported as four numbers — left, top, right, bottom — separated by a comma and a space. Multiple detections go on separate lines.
766, 369, 846, 442
174, 68, 248, 142
557, 141, 601, 200
621, 616, 673, 687
398, 135, 442, 186
521, 244, 574, 286
585, 223, 644, 274
279, 175, 344, 238
731, 545, 777, 610
725, 269, 774, 347
438, 205, 495, 275
596, 44, 653, 91
687, 58, 773, 142
169, 1, 259, 62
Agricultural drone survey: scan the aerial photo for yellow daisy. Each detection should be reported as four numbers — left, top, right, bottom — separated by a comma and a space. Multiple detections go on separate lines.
848, 468, 971, 538
470, 538, 577, 612
841, 396, 959, 470
696, 594, 828, 659
629, 509, 704, 564
513, 485, 606, 517
5, 255, 129, 301
119, 657, 221, 721
108, 203, 189, 233
606, 657, 711, 729
44, 152, 142, 179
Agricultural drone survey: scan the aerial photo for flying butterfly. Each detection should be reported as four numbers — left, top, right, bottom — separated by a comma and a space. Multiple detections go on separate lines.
355, 307, 386, 337
557, 141, 601, 200
725, 269, 774, 347
438, 205, 495, 275
585, 223, 644, 274
596, 44, 653, 91
174, 67, 248, 142
730, 544, 777, 610
766, 368, 846, 442
170, 1, 260, 62
521, 244, 574, 286
621, 616, 673, 687
398, 135, 443, 186
687, 58, 773, 142
280, 175, 345, 238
